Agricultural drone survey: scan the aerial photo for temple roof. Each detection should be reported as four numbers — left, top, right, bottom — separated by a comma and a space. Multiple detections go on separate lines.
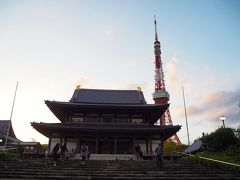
31, 122, 181, 141
0, 120, 16, 138
45, 100, 169, 124
0, 120, 22, 144
70, 88, 147, 104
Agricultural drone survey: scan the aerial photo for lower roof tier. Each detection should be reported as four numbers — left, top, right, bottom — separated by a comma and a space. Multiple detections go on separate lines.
31, 122, 181, 141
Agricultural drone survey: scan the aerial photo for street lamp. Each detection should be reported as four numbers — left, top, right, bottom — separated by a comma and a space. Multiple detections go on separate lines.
220, 115, 226, 128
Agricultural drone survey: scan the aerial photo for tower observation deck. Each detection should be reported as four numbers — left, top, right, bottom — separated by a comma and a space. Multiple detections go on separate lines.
152, 18, 181, 145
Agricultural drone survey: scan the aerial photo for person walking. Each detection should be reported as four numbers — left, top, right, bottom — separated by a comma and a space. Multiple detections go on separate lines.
61, 142, 69, 160
155, 143, 163, 167
52, 143, 61, 166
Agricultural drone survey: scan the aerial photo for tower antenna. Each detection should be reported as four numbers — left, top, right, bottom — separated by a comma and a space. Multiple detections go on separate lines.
152, 17, 181, 145
154, 15, 158, 42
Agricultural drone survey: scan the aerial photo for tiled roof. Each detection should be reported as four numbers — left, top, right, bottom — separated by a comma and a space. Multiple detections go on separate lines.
31, 122, 181, 140
0, 120, 21, 143
70, 88, 147, 104
45, 100, 169, 124
0, 120, 9, 134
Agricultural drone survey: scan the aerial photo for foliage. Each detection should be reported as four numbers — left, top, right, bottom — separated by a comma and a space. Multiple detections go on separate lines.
164, 140, 187, 153
0, 151, 17, 158
226, 142, 240, 156
40, 144, 48, 152
200, 127, 238, 151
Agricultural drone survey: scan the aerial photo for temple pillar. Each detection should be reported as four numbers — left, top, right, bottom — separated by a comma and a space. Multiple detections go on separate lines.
146, 138, 149, 154
95, 137, 99, 153
131, 138, 134, 154
149, 139, 153, 154
114, 137, 117, 154
48, 137, 52, 152
76, 138, 81, 153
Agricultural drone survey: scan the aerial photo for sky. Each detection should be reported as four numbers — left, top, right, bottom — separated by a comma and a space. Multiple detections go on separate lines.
0, 0, 240, 145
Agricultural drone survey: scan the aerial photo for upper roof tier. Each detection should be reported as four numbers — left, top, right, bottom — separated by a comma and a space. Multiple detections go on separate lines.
45, 88, 169, 124
70, 88, 147, 104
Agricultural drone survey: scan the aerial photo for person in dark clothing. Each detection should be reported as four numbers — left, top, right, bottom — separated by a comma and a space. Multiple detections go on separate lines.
52, 143, 61, 166
155, 143, 163, 167
134, 144, 143, 160
61, 143, 69, 160
80, 144, 89, 161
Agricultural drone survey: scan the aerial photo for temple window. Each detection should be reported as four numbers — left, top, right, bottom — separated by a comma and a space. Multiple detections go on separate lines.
131, 115, 144, 124
71, 113, 84, 122
101, 114, 114, 123
115, 115, 129, 123
86, 114, 99, 123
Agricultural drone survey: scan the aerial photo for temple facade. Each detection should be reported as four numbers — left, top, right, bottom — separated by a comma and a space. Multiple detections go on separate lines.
31, 87, 181, 155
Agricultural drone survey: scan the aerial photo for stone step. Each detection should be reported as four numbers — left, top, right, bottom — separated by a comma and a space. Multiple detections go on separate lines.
74, 153, 135, 160
0, 159, 239, 179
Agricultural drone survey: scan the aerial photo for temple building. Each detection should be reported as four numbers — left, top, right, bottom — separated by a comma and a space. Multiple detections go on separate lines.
31, 87, 181, 155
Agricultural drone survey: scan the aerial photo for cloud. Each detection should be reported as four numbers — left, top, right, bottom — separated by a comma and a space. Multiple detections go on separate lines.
200, 90, 240, 107
125, 59, 138, 67
161, 56, 240, 142
105, 29, 113, 35
204, 75, 217, 86
181, 89, 240, 126
185, 106, 203, 116
125, 82, 153, 103
165, 61, 183, 89
71, 74, 96, 88
125, 82, 151, 91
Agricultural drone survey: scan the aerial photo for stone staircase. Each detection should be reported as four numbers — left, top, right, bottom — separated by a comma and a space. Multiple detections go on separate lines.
74, 153, 134, 160
0, 158, 240, 179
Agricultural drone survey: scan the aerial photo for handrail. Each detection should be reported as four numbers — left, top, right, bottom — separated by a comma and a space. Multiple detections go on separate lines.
199, 156, 240, 167
180, 152, 240, 168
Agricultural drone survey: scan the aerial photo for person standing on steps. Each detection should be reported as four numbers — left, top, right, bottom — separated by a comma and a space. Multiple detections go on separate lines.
52, 143, 61, 166
134, 144, 143, 160
80, 144, 89, 161
61, 142, 69, 160
155, 142, 163, 167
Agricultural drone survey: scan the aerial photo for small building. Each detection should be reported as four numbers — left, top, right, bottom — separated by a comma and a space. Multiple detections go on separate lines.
31, 87, 181, 155
19, 142, 45, 158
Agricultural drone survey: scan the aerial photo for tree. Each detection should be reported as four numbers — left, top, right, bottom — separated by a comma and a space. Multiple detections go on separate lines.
201, 128, 238, 151
164, 140, 187, 153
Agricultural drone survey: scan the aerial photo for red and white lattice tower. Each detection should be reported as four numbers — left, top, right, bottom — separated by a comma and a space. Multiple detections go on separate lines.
152, 18, 181, 145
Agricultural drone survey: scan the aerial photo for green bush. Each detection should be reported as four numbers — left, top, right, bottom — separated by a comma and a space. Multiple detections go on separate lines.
164, 141, 187, 153
0, 151, 17, 158
201, 128, 238, 152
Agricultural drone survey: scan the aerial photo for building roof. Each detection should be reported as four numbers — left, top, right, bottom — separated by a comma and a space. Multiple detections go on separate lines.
0, 120, 22, 144
185, 139, 203, 154
0, 120, 16, 138
45, 100, 169, 124
70, 88, 147, 104
31, 122, 181, 141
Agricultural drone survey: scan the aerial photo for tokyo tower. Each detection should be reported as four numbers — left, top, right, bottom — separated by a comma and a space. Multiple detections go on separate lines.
152, 17, 181, 145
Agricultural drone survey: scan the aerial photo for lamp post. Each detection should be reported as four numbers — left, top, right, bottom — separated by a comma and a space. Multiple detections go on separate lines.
220, 115, 226, 128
